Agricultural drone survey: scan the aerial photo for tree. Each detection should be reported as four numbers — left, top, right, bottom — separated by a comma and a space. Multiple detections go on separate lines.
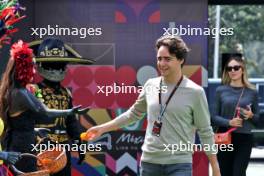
208, 5, 264, 78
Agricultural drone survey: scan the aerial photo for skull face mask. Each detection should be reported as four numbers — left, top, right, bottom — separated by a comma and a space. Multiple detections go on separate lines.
37, 61, 68, 82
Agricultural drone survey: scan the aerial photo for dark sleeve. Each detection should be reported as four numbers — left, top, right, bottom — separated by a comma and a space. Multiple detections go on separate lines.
211, 88, 230, 127
251, 91, 260, 125
65, 91, 82, 139
12, 89, 73, 117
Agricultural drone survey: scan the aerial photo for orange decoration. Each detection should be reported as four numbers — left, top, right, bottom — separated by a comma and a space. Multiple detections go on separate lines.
80, 132, 95, 141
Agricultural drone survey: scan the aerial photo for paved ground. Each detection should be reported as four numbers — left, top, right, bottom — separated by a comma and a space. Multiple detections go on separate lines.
209, 147, 264, 176
247, 162, 264, 176
209, 162, 264, 176
247, 147, 264, 176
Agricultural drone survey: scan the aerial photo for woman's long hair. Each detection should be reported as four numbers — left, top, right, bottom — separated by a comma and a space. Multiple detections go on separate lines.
0, 58, 17, 127
0, 41, 33, 129
222, 57, 255, 90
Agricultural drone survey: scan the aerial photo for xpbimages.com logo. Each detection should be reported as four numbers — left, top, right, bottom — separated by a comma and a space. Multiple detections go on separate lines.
163, 141, 234, 155
30, 24, 102, 39
162, 25, 234, 38
97, 83, 168, 96
31, 141, 102, 154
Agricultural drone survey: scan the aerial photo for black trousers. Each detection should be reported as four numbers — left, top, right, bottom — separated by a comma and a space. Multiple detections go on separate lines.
217, 133, 253, 176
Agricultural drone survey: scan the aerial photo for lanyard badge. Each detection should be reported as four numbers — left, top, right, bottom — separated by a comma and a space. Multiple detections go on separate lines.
152, 106, 165, 137
152, 120, 162, 137
151, 76, 183, 137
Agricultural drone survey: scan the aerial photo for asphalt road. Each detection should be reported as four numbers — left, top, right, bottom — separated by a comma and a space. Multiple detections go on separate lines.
209, 147, 264, 176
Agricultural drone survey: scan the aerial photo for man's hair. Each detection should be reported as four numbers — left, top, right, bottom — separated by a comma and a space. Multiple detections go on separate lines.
155, 35, 190, 65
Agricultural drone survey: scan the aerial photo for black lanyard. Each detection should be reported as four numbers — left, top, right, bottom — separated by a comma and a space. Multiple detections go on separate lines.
158, 75, 183, 121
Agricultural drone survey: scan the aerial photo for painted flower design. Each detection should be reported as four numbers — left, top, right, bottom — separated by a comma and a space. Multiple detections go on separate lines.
26, 84, 43, 100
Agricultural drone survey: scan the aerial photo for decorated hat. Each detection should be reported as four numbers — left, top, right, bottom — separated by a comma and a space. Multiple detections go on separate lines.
221, 53, 243, 72
29, 38, 95, 64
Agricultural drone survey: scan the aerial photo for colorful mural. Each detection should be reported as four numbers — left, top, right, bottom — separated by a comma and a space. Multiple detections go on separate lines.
1, 0, 210, 175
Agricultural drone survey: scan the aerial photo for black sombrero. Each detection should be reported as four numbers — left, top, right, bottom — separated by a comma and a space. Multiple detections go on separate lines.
29, 38, 95, 64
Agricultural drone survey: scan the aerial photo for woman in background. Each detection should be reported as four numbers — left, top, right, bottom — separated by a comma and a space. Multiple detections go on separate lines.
212, 53, 259, 176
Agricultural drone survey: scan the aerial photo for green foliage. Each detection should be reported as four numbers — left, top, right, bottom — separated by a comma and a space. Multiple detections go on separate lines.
208, 5, 264, 78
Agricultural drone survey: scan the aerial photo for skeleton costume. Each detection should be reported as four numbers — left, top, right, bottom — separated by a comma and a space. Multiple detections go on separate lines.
0, 41, 86, 173
29, 38, 94, 176
0, 2, 30, 174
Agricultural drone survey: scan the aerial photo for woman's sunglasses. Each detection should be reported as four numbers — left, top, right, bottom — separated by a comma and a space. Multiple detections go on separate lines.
226, 65, 241, 72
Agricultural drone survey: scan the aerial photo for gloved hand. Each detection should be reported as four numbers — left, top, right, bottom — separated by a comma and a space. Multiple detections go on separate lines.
0, 151, 21, 165
34, 128, 51, 138
72, 105, 89, 115
77, 107, 89, 115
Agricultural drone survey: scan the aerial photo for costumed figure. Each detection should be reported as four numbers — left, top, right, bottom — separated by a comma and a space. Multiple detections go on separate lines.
0, 40, 87, 173
0, 1, 26, 175
30, 38, 94, 176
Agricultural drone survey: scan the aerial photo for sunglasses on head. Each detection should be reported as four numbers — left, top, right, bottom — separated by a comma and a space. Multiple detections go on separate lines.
226, 65, 241, 72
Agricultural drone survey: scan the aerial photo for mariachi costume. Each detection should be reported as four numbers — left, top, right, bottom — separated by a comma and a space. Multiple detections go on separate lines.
30, 38, 94, 176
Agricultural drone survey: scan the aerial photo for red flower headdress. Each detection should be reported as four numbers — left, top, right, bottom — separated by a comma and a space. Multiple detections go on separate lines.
10, 40, 34, 87
0, 0, 25, 47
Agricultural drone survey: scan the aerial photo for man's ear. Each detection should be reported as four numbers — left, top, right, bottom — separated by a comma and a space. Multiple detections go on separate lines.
180, 59, 185, 68
180, 59, 185, 65
180, 59, 184, 65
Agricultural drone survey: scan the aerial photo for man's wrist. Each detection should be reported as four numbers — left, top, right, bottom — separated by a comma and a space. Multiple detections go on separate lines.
98, 124, 108, 134
211, 163, 220, 169
208, 154, 219, 168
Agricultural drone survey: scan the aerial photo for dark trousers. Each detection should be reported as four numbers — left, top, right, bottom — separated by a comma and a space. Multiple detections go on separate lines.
140, 162, 192, 176
217, 133, 253, 176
